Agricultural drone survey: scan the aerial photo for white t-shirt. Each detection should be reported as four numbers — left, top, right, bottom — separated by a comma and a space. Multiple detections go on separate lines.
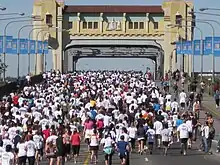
154, 121, 163, 135
179, 92, 186, 103
17, 142, 27, 157
1, 152, 14, 165
90, 134, 99, 146
161, 128, 171, 142
146, 129, 155, 143
186, 120, 193, 132
103, 115, 111, 127
25, 140, 36, 157
177, 123, 190, 139
171, 101, 178, 111
128, 127, 137, 139
165, 94, 172, 100
101, 137, 114, 148
33, 135, 44, 149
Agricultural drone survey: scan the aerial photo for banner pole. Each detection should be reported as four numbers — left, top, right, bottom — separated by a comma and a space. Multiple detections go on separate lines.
27, 40, 30, 74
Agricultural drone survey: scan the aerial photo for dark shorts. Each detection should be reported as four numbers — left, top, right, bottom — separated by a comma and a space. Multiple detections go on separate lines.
72, 145, 80, 155
119, 153, 127, 160
85, 138, 90, 145
148, 142, 154, 145
189, 132, 193, 138
90, 146, 99, 151
180, 138, 188, 144
37, 148, 43, 156
163, 141, 169, 147
180, 103, 185, 108
65, 144, 71, 154
155, 134, 161, 139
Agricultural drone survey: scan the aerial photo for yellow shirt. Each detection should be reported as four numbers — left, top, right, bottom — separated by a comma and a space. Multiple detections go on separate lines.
90, 100, 96, 107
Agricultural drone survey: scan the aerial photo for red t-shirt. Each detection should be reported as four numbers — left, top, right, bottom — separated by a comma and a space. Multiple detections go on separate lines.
96, 120, 104, 129
13, 95, 19, 105
42, 129, 50, 140
71, 133, 80, 146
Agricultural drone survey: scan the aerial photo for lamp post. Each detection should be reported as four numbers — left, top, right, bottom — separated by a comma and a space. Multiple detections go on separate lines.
43, 32, 50, 72
3, 17, 35, 81
0, 12, 24, 16
200, 8, 220, 12
17, 23, 44, 78
188, 11, 220, 17
0, 16, 29, 21
28, 26, 48, 74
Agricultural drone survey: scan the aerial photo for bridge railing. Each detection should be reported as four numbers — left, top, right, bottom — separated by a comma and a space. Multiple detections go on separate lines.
0, 74, 43, 98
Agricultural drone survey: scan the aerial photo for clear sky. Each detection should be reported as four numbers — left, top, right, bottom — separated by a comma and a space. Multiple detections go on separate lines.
0, 0, 220, 77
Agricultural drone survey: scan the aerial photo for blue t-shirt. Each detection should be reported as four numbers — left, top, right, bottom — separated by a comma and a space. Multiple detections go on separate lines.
117, 141, 128, 155
153, 103, 160, 112
90, 109, 97, 120
176, 119, 183, 128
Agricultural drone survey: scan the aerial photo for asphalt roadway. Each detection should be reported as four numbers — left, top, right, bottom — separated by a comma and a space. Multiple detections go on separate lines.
39, 80, 220, 165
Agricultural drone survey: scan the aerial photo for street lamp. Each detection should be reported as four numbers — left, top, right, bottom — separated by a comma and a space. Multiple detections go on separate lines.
0, 12, 25, 16
0, 6, 6, 11
200, 8, 220, 12
17, 22, 44, 78
188, 11, 220, 17
2, 16, 36, 81
28, 26, 48, 74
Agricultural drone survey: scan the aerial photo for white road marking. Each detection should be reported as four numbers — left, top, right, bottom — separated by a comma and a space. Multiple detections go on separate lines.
145, 157, 149, 162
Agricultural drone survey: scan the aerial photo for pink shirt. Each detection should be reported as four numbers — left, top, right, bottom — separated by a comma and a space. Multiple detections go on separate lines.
84, 121, 94, 130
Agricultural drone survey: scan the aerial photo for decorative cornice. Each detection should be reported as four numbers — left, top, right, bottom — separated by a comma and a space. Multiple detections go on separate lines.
70, 33, 164, 37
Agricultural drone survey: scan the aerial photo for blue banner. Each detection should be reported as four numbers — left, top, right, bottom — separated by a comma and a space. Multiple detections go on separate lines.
176, 42, 182, 54
11, 39, 17, 54
182, 41, 188, 54
0, 36, 3, 54
186, 41, 192, 54
204, 37, 212, 55
38, 41, 43, 54
30, 40, 35, 54
6, 36, 13, 54
213, 37, 220, 56
194, 40, 201, 56
19, 39, 28, 54
43, 40, 49, 54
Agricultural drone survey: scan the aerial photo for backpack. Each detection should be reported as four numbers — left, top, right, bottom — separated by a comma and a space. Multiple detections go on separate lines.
209, 126, 215, 139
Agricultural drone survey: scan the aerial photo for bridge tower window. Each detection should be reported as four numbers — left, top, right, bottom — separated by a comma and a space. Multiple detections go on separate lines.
134, 22, 138, 29
93, 22, 98, 29
128, 22, 133, 29
83, 22, 87, 29
88, 22, 93, 29
45, 12, 52, 26
153, 22, 159, 29
139, 22, 144, 29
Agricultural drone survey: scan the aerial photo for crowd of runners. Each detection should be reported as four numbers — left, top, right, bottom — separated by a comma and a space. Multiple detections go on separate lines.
0, 70, 216, 165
